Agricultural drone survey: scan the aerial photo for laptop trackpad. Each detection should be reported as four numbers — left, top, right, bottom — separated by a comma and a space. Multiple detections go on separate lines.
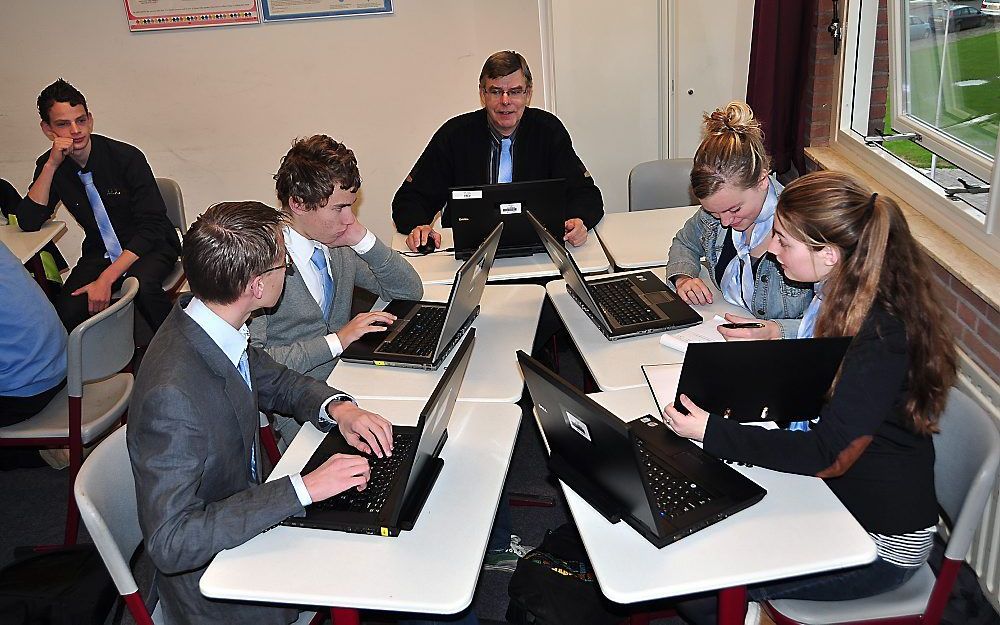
645, 291, 677, 305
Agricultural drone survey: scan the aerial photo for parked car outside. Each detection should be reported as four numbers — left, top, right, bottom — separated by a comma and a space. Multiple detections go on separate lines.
932, 5, 987, 32
910, 15, 933, 38
982, 1, 1000, 16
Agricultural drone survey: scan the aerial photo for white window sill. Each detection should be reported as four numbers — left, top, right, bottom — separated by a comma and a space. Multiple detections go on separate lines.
805, 146, 999, 312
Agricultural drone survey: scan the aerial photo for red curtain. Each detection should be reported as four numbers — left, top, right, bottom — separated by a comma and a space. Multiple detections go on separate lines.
746, 0, 819, 175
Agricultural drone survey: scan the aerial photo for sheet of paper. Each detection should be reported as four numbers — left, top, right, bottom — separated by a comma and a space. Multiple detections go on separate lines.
640, 363, 684, 417
659, 315, 727, 353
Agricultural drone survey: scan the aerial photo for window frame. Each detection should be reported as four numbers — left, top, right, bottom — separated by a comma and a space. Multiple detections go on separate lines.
836, 0, 999, 268
889, 1, 995, 182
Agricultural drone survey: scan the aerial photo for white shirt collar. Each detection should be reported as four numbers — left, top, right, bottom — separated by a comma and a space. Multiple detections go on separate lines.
284, 224, 326, 268
183, 296, 249, 368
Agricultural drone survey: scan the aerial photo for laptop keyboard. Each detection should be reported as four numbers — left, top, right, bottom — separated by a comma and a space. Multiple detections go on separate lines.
635, 440, 715, 520
378, 307, 446, 357
590, 280, 660, 325
312, 431, 416, 515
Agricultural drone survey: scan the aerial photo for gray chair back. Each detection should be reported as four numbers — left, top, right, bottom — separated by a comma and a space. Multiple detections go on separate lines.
74, 426, 141, 596
67, 277, 138, 397
155, 178, 186, 233
934, 387, 1000, 561
628, 158, 696, 211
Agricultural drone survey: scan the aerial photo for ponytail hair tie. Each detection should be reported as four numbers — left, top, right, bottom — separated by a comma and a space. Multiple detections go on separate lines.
869, 192, 878, 209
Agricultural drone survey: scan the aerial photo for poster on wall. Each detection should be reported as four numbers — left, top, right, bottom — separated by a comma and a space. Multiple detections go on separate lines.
124, 0, 261, 32
261, 0, 391, 22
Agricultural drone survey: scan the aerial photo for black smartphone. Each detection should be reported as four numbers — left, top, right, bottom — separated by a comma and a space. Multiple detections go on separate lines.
719, 322, 765, 329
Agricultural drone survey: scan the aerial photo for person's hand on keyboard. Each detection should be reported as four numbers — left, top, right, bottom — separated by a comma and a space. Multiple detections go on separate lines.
328, 401, 394, 458
302, 453, 371, 501
335, 310, 397, 349
674, 276, 714, 305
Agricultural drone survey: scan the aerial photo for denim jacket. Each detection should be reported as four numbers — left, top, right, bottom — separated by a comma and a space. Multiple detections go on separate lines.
665, 185, 813, 338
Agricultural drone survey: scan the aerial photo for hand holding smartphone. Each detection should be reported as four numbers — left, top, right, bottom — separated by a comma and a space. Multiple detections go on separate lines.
719, 322, 765, 330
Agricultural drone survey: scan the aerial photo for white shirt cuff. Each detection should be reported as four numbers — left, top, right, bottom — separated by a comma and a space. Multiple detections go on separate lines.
351, 229, 376, 254
289, 473, 313, 506
325, 332, 344, 358
318, 393, 356, 427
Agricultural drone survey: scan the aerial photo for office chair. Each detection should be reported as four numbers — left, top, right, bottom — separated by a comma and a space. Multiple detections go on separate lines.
78, 426, 330, 625
156, 177, 187, 298
764, 387, 1000, 625
628, 158, 696, 211
74, 426, 161, 624
0, 277, 138, 545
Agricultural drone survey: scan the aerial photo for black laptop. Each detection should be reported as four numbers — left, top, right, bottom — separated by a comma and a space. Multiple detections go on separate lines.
526, 211, 702, 340
449, 178, 566, 260
282, 331, 476, 537
341, 223, 501, 369
518, 351, 765, 548
672, 337, 853, 423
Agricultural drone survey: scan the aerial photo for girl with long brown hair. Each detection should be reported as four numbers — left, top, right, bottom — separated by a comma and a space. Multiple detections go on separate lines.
666, 171, 957, 620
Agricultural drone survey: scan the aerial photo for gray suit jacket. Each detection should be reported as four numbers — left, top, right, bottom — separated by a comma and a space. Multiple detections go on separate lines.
249, 236, 423, 380
127, 296, 340, 625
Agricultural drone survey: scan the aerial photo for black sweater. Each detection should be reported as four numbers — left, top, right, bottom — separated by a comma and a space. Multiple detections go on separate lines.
392, 108, 604, 234
704, 306, 938, 535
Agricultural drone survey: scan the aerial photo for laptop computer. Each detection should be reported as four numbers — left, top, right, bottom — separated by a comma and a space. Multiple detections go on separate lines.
282, 330, 476, 537
671, 337, 853, 424
449, 178, 566, 260
340, 223, 501, 370
526, 210, 702, 340
517, 351, 766, 548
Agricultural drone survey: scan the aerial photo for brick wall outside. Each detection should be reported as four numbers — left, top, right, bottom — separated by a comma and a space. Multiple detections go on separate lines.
803, 1, 1000, 386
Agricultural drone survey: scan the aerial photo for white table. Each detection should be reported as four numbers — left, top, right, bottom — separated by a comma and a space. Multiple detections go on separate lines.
391, 227, 610, 285
556, 387, 876, 624
0, 220, 67, 294
329, 283, 544, 402
546, 268, 746, 391
594, 207, 697, 269
201, 400, 521, 617
0, 220, 66, 263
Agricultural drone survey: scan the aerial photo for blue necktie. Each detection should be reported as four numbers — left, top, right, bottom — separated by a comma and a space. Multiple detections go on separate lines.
498, 138, 513, 184
310, 247, 334, 320
237, 349, 258, 482
77, 171, 123, 262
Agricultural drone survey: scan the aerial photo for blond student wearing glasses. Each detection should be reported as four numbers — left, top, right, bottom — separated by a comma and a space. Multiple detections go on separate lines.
392, 50, 604, 252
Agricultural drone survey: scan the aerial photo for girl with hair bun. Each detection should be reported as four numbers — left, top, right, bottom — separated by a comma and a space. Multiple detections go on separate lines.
667, 171, 957, 621
666, 101, 812, 339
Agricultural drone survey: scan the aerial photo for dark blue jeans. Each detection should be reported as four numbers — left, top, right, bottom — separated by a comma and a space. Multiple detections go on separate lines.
487, 493, 513, 552
675, 556, 919, 625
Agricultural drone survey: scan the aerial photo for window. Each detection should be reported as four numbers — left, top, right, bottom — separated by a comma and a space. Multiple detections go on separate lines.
839, 0, 999, 266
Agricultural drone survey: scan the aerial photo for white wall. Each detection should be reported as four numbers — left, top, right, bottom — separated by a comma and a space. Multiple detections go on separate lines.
543, 0, 753, 215
0, 0, 543, 266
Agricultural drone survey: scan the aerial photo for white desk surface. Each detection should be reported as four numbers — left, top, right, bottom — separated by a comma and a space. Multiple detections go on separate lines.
0, 221, 66, 263
390, 227, 610, 285
594, 207, 698, 269
558, 387, 876, 604
328, 283, 543, 403
201, 400, 521, 614
546, 268, 746, 391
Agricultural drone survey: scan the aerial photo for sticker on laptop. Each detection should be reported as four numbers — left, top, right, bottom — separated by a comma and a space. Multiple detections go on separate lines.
565, 411, 592, 442
452, 190, 483, 200
500, 202, 522, 215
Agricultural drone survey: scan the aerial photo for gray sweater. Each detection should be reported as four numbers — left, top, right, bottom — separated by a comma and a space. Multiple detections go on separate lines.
249, 235, 423, 381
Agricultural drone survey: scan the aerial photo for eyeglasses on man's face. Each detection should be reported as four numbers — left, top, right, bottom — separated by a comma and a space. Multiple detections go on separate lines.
259, 251, 294, 277
482, 86, 529, 100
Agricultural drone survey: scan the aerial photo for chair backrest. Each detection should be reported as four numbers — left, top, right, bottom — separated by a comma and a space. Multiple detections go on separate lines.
628, 158, 696, 211
934, 387, 1000, 561
155, 178, 186, 233
67, 277, 138, 397
74, 426, 141, 596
